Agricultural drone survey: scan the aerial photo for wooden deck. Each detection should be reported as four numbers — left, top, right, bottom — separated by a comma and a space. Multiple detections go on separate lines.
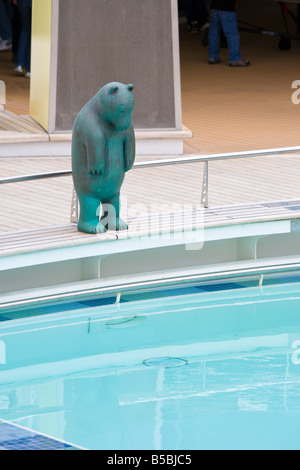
1, 0, 300, 153
0, 110, 48, 143
0, 200, 299, 258
0, 152, 300, 233
0, 0, 299, 235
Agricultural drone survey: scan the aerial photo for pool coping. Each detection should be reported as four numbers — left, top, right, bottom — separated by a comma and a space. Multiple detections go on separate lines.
0, 200, 299, 263
0, 199, 300, 312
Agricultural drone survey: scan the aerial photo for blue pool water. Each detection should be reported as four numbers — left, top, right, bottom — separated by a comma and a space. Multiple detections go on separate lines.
1, 279, 300, 450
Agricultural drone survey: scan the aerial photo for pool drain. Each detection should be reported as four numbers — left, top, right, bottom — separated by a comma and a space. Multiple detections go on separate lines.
143, 357, 188, 368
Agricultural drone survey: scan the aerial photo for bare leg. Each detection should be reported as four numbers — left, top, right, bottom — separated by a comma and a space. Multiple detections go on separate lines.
77, 193, 106, 234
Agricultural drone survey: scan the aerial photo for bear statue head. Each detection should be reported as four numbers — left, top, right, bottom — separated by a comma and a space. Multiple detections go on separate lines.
97, 82, 135, 132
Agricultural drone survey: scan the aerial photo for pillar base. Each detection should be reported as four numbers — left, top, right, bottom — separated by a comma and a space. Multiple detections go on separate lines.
0, 127, 193, 157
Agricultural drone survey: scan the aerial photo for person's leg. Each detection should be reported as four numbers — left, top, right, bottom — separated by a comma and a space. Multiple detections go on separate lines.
208, 9, 221, 62
183, 0, 198, 32
0, 0, 12, 40
219, 10, 242, 63
183, 0, 197, 24
15, 0, 32, 72
0, 0, 12, 49
23, 0, 32, 73
12, 3, 21, 61
4, 0, 13, 19
195, 0, 209, 29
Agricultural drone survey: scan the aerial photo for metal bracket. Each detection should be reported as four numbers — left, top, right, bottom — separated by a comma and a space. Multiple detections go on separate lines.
201, 161, 209, 208
70, 186, 79, 223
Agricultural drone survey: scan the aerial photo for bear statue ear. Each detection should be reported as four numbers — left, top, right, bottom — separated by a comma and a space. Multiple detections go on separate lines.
127, 84, 134, 92
109, 86, 119, 95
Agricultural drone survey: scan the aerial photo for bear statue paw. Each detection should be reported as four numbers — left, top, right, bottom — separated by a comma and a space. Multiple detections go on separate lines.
101, 216, 128, 231
89, 165, 105, 176
77, 220, 107, 234
116, 217, 129, 231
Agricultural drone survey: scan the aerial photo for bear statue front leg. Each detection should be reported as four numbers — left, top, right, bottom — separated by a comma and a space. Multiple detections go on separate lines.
77, 193, 107, 234
101, 193, 128, 231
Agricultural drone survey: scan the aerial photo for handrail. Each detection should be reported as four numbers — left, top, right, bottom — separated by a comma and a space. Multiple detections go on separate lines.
0, 170, 71, 184
1, 145, 300, 184
132, 146, 300, 167
1, 145, 300, 209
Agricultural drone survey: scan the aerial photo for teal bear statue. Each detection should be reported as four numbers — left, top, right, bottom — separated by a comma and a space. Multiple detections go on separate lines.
72, 82, 135, 234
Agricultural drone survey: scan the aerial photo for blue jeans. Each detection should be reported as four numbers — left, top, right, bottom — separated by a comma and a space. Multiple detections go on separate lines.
208, 9, 242, 62
15, 0, 32, 72
0, 0, 12, 40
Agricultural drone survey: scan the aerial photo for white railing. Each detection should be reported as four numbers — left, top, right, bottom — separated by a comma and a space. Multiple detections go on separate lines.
0, 146, 300, 214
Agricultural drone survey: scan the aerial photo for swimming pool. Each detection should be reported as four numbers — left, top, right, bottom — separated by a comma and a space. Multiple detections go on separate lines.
1, 277, 300, 450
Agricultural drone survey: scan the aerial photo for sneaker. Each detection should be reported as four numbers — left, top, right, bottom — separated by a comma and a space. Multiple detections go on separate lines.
187, 21, 199, 33
199, 22, 210, 31
208, 57, 221, 65
25, 72, 31, 79
229, 60, 250, 67
14, 65, 23, 74
0, 39, 12, 51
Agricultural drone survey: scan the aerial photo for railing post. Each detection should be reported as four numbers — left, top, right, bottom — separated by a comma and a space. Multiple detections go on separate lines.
70, 187, 79, 223
201, 160, 209, 208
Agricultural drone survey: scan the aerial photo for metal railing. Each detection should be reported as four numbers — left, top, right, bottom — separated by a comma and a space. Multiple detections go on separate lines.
0, 146, 300, 214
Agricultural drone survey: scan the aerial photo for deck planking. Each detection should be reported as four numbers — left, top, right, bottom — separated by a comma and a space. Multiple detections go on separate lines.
0, 0, 299, 235
0, 0, 300, 153
0, 153, 300, 233
0, 199, 299, 258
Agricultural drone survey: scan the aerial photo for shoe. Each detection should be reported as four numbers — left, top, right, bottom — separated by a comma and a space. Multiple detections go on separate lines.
208, 57, 221, 65
14, 65, 23, 74
25, 72, 31, 79
187, 21, 199, 33
229, 60, 250, 67
199, 22, 210, 31
0, 39, 12, 51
